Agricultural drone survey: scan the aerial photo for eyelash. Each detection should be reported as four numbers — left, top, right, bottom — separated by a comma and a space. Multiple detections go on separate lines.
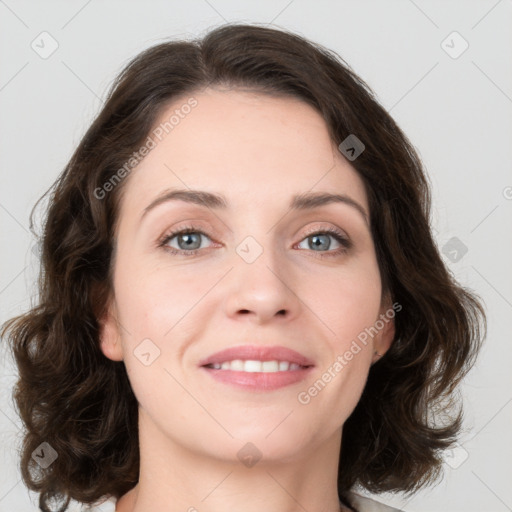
157, 224, 352, 259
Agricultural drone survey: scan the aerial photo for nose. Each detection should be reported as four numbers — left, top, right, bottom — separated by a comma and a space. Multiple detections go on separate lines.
223, 247, 301, 325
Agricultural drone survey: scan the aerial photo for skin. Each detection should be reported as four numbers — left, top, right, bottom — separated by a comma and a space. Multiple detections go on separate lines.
99, 88, 395, 512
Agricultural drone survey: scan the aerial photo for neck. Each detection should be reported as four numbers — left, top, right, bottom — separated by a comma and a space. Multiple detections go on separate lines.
117, 407, 346, 512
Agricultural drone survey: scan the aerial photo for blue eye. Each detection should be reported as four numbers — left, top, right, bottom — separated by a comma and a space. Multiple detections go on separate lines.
158, 225, 352, 258
159, 227, 212, 255
296, 228, 352, 257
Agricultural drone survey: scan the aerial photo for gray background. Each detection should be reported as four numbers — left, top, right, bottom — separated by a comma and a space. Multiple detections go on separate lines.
1, 1, 511, 511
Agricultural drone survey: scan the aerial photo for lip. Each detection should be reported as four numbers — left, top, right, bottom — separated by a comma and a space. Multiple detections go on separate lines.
198, 345, 315, 368
200, 365, 314, 391
198, 345, 315, 392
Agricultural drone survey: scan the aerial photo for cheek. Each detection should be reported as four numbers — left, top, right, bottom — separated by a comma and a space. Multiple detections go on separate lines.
113, 257, 209, 333
305, 256, 382, 345
298, 256, 381, 413
112, 259, 223, 391
112, 266, 202, 412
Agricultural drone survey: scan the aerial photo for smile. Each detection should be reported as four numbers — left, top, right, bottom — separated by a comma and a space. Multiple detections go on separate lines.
204, 360, 307, 372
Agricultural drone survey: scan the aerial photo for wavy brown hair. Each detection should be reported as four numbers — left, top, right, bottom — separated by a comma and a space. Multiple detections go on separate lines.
1, 23, 486, 512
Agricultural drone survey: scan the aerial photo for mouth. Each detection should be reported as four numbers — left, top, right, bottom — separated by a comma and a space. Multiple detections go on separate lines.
198, 345, 315, 391
203, 360, 309, 372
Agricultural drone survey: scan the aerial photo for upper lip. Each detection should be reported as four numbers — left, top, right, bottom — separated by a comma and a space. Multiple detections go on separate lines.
198, 345, 315, 367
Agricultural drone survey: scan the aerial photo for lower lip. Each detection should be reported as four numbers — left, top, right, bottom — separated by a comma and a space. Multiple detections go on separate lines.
200, 366, 314, 391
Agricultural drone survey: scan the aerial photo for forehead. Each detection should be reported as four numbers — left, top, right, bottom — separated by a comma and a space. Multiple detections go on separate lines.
118, 88, 368, 219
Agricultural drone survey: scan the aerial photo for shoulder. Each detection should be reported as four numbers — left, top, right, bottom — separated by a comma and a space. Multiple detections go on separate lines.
66, 497, 117, 512
69, 494, 403, 512
347, 492, 405, 512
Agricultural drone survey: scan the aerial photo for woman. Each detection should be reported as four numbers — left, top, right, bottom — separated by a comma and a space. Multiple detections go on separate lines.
1, 23, 486, 512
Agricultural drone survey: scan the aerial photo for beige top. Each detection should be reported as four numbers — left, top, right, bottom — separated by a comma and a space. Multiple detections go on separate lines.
72, 492, 404, 512
349, 492, 404, 511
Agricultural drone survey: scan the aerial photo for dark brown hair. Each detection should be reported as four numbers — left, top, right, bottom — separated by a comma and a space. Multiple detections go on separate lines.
1, 23, 486, 512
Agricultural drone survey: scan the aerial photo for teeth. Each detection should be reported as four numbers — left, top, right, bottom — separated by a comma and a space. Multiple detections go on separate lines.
208, 360, 304, 372
244, 360, 262, 372
230, 359, 244, 371
262, 361, 279, 372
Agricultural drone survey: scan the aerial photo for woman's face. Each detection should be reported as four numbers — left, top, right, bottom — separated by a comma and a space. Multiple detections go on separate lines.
100, 88, 394, 463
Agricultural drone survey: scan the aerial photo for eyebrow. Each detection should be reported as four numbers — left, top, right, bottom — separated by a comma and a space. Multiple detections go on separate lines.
140, 188, 369, 225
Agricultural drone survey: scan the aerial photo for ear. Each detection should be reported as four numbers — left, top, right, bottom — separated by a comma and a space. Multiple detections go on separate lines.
372, 294, 397, 363
98, 299, 124, 362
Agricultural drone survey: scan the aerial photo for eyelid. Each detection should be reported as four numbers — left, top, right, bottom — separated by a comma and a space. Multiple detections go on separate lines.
294, 225, 352, 257
157, 224, 217, 253
158, 222, 352, 257
299, 224, 348, 240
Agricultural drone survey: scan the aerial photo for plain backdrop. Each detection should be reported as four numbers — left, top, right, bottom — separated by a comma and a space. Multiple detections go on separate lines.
1, 1, 511, 511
